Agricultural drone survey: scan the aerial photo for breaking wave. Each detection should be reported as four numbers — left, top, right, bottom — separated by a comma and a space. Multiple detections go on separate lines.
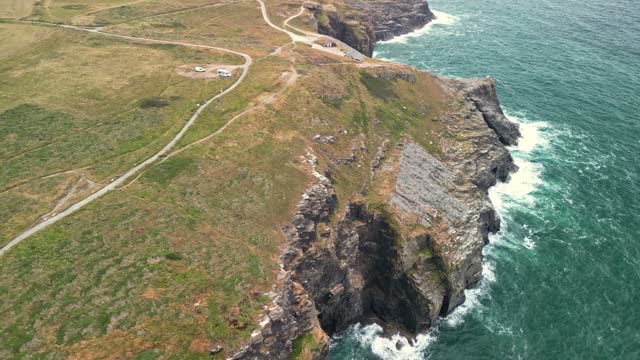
447, 114, 549, 326
377, 10, 458, 45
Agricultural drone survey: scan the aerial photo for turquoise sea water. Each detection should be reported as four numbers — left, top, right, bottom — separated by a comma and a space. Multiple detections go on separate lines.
331, 0, 640, 358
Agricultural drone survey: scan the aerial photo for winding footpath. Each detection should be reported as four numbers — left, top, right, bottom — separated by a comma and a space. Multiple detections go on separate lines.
256, 0, 315, 43
0, 22, 252, 256
1, 0, 361, 256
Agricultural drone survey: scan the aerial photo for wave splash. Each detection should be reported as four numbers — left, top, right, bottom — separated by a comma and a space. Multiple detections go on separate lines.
331, 323, 437, 360
447, 114, 548, 327
377, 10, 458, 45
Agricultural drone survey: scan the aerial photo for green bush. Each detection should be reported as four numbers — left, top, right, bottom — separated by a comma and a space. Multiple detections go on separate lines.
164, 252, 182, 261
139, 97, 169, 109
360, 71, 396, 100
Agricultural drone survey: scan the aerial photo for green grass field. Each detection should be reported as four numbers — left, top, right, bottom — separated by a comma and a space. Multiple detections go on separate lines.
0, 1, 461, 358
18, 0, 227, 25
0, 23, 241, 246
104, 0, 291, 57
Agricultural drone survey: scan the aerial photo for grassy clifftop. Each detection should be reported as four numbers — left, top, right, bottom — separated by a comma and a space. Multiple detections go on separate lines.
0, 0, 472, 358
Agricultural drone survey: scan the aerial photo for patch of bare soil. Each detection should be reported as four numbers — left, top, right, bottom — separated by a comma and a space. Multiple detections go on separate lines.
188, 338, 210, 353
142, 288, 159, 300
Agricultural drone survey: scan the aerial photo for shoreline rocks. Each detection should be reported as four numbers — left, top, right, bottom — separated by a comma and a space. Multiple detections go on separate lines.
307, 0, 435, 56
231, 72, 521, 359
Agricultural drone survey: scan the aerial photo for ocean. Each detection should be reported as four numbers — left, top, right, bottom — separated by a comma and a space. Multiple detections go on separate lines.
330, 0, 640, 358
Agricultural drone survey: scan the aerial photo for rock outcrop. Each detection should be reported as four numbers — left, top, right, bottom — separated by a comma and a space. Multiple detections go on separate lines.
307, 0, 435, 56
451, 77, 521, 146
233, 74, 521, 359
306, 3, 376, 57
228, 183, 335, 359
350, 0, 435, 42
227, 269, 326, 360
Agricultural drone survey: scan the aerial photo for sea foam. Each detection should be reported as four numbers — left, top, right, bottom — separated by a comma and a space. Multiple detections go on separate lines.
489, 116, 548, 213
340, 323, 437, 360
377, 10, 458, 45
447, 115, 548, 325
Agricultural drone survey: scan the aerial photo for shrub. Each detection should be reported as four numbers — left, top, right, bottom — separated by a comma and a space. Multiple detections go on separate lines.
139, 97, 169, 109
164, 252, 182, 261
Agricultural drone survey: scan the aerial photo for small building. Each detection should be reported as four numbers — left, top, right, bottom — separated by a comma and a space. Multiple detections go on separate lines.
217, 69, 232, 77
323, 40, 337, 48
194, 66, 206, 72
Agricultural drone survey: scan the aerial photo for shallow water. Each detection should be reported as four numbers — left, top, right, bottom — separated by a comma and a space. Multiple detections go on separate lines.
331, 0, 640, 358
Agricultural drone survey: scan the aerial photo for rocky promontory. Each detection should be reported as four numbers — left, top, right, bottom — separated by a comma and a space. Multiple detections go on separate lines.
232, 72, 520, 358
306, 0, 435, 56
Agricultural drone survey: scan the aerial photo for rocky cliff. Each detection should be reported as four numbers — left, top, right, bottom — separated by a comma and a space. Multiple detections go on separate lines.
232, 73, 520, 358
306, 0, 435, 56
351, 0, 435, 42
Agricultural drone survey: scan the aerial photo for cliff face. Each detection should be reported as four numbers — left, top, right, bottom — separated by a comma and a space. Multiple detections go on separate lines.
351, 0, 435, 42
233, 74, 520, 358
307, 0, 435, 56
307, 3, 376, 57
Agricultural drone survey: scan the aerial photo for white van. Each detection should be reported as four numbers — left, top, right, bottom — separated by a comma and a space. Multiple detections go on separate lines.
217, 69, 232, 77
194, 66, 206, 72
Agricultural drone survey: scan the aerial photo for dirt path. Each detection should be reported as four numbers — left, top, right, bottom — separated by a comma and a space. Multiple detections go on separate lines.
1, 0, 363, 255
0, 21, 252, 256
283, 6, 313, 35
256, 0, 317, 44
162, 65, 298, 161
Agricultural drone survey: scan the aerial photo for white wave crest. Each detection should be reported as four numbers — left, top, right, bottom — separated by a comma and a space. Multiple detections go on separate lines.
447, 114, 549, 325
489, 116, 548, 212
508, 115, 549, 152
523, 236, 536, 249
345, 323, 437, 360
378, 10, 458, 45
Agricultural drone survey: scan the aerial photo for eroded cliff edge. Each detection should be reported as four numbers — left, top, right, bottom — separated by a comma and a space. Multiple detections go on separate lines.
231, 72, 520, 359
306, 0, 435, 56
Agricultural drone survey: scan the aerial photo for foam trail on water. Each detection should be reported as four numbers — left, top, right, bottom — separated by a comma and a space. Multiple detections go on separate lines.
448, 114, 548, 325
378, 10, 458, 45
489, 116, 548, 213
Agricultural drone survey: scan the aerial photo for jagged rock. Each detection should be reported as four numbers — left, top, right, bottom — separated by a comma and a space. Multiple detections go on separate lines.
307, 3, 376, 57
450, 77, 522, 146
336, 153, 356, 166
209, 346, 223, 356
308, 0, 434, 56
313, 134, 336, 144
370, 139, 390, 173
329, 283, 345, 297
231, 56, 521, 360
375, 67, 417, 83
353, 0, 435, 42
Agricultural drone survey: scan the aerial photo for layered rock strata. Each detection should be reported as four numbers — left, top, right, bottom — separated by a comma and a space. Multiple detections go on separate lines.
232, 75, 520, 359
